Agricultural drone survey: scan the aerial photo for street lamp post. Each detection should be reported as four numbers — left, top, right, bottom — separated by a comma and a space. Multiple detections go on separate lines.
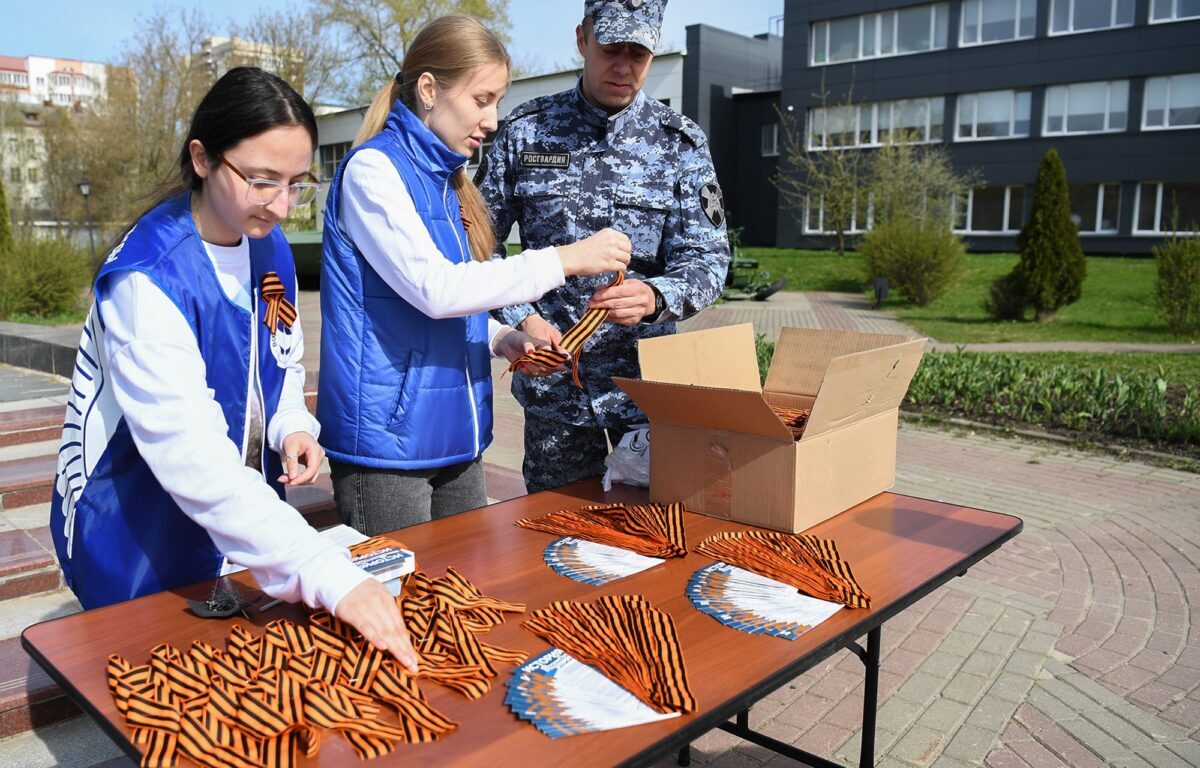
77, 179, 96, 266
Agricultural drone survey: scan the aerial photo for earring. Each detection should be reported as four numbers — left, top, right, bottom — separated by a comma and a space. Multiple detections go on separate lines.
425, 102, 433, 110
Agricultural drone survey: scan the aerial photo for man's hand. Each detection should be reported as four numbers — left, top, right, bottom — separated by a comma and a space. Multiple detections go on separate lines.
588, 278, 657, 326
334, 579, 419, 673
278, 431, 323, 486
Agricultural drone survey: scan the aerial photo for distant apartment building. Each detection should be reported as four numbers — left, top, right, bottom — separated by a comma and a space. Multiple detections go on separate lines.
194, 36, 300, 82
781, 0, 1200, 253
0, 54, 109, 220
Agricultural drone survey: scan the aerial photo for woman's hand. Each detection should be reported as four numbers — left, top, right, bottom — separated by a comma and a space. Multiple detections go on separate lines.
334, 579, 419, 673
556, 228, 632, 276
278, 431, 323, 485
494, 325, 568, 376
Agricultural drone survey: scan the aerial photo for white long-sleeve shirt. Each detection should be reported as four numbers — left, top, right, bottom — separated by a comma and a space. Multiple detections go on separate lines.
97, 239, 368, 613
338, 148, 566, 349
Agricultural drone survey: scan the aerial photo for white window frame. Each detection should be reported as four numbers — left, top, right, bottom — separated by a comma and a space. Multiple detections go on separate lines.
960, 0, 1037, 47
1049, 0, 1135, 36
955, 89, 1032, 141
1133, 181, 1200, 235
808, 97, 946, 150
1070, 183, 1121, 234
955, 186, 1025, 234
1149, 0, 1200, 23
1043, 80, 1129, 136
761, 122, 779, 157
803, 192, 872, 235
810, 3, 949, 66
1142, 73, 1200, 132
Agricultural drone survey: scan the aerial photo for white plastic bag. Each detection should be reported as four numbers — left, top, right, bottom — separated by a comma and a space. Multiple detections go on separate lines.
602, 426, 650, 491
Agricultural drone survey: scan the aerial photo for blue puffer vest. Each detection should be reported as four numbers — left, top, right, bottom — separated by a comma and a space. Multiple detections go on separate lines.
318, 99, 493, 469
50, 193, 294, 609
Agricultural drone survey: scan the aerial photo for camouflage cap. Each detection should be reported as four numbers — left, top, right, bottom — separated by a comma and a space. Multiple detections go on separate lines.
584, 0, 667, 52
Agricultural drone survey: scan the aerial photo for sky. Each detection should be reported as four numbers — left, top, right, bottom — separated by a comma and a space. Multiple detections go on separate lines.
0, 0, 785, 74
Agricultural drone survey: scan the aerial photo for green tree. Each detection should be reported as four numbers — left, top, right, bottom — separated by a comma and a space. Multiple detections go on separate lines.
774, 101, 865, 257
0, 172, 12, 257
316, 0, 512, 100
1010, 148, 1086, 322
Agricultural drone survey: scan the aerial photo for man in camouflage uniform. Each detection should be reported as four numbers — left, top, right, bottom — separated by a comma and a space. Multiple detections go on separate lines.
477, 0, 730, 493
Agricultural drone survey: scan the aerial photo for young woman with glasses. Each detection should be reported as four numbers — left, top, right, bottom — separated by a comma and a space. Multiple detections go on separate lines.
51, 66, 418, 671
319, 16, 631, 537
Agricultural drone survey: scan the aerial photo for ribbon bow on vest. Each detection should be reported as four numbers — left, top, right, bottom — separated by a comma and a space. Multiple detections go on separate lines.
260, 272, 297, 333
507, 271, 625, 388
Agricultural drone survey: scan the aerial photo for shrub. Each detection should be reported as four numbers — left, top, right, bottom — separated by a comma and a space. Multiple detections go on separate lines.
860, 217, 964, 306
982, 274, 1027, 321
1006, 149, 1086, 321
1154, 231, 1200, 336
0, 235, 91, 320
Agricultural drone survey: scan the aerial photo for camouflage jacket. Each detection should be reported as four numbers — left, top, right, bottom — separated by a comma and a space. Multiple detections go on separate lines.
476, 85, 730, 427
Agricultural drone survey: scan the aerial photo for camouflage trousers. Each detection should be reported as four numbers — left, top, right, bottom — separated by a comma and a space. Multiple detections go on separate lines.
522, 418, 638, 494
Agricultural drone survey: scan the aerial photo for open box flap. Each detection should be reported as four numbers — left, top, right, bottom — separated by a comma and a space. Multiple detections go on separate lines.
637, 323, 761, 392
614, 377, 794, 441
801, 338, 927, 439
764, 327, 917, 397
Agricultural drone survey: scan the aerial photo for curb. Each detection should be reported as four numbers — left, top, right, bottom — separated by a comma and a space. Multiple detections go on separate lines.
899, 409, 1199, 470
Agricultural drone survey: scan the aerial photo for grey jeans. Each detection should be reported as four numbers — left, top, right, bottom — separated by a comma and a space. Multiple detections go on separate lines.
329, 457, 487, 536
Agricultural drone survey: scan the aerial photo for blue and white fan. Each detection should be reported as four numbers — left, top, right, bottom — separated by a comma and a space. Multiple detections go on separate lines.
687, 561, 843, 640
505, 648, 679, 739
543, 537, 664, 585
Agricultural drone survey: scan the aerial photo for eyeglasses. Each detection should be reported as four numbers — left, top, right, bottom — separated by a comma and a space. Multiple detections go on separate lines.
219, 156, 321, 208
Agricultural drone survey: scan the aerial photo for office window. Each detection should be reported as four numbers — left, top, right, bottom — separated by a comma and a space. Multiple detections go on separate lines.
809, 97, 945, 149
319, 141, 351, 180
1150, 0, 1200, 21
1143, 73, 1200, 130
7, 168, 20, 183
961, 0, 1036, 46
1135, 181, 1200, 233
956, 90, 1032, 140
1044, 80, 1128, 135
1069, 183, 1121, 233
958, 186, 1024, 232
804, 193, 871, 234
761, 122, 779, 157
1050, 0, 1135, 34
811, 3, 949, 65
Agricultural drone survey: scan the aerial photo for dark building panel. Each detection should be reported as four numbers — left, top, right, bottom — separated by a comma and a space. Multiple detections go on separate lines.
775, 0, 1200, 253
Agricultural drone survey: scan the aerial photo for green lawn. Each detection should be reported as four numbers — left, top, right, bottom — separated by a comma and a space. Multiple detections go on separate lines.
741, 248, 1195, 344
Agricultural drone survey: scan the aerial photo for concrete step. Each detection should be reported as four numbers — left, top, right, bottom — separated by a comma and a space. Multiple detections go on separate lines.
0, 407, 62, 449
0, 456, 55, 512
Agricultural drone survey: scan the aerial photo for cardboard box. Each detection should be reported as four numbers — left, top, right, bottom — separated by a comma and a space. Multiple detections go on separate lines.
613, 324, 926, 533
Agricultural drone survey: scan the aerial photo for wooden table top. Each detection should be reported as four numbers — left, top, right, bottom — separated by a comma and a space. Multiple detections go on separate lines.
23, 482, 1021, 767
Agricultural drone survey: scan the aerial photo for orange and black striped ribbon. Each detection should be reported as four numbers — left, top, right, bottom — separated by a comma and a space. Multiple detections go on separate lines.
522, 594, 696, 715
516, 501, 688, 559
696, 531, 872, 609
507, 270, 625, 388
106, 563, 526, 766
770, 405, 812, 441
260, 271, 297, 334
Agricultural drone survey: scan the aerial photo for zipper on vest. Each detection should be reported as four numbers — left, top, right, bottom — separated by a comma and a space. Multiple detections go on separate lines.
244, 286, 266, 475
445, 177, 481, 458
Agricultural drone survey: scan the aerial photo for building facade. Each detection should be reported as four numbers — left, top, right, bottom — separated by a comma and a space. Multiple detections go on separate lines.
780, 0, 1200, 253
0, 54, 109, 222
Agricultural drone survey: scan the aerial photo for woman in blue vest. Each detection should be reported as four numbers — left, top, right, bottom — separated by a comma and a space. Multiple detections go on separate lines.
51, 67, 417, 672
319, 15, 630, 535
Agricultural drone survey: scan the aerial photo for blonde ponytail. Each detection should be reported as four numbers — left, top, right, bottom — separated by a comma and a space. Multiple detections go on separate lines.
453, 170, 496, 262
355, 80, 402, 147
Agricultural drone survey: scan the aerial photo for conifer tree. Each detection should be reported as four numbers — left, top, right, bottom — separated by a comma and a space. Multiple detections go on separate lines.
1011, 148, 1086, 321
